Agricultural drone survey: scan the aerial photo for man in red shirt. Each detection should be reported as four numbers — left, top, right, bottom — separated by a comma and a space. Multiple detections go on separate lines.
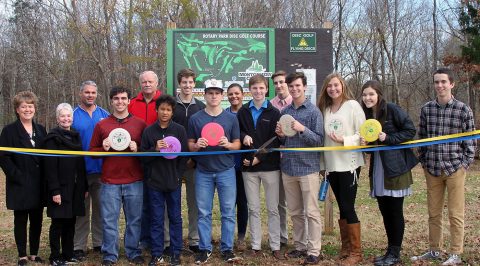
129, 71, 162, 125
90, 86, 146, 265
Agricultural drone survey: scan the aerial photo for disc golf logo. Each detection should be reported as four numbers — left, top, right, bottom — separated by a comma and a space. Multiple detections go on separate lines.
112, 131, 127, 145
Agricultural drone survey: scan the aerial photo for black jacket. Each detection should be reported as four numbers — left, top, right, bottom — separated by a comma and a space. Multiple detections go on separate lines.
173, 96, 206, 131
140, 121, 188, 192
368, 102, 418, 181
0, 119, 46, 210
237, 100, 281, 172
43, 127, 87, 218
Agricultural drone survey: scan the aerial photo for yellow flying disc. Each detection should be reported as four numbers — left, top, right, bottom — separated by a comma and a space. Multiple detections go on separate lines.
360, 119, 382, 142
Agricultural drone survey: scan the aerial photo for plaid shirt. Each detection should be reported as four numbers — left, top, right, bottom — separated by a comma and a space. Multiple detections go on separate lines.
280, 100, 324, 176
418, 97, 476, 176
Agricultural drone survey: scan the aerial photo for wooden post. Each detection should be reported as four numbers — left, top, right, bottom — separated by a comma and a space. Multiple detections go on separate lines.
167, 22, 176, 29
323, 186, 335, 234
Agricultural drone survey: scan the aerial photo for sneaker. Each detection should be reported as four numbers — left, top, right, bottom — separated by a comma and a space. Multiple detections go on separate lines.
64, 257, 80, 264
441, 254, 462, 265
194, 250, 212, 264
411, 250, 440, 261
50, 259, 67, 266
189, 245, 200, 253
221, 250, 236, 262
286, 249, 308, 258
303, 254, 322, 265
72, 250, 85, 262
148, 256, 164, 266
170, 254, 181, 266
18, 259, 28, 266
101, 260, 115, 266
129, 256, 145, 265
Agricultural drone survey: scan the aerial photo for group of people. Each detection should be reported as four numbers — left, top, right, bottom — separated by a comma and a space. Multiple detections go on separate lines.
0, 67, 475, 266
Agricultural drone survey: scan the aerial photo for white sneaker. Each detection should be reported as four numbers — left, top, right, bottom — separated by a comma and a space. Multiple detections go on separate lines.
441, 254, 462, 265
411, 250, 441, 261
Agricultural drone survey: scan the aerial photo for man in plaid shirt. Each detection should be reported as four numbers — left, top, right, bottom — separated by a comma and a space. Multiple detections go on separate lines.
412, 68, 476, 265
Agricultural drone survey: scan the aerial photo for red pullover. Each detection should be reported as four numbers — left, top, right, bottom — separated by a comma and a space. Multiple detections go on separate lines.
89, 115, 146, 184
128, 90, 162, 125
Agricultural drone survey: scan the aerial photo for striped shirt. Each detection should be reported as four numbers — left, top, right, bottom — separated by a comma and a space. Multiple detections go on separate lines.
280, 100, 324, 176
418, 97, 476, 176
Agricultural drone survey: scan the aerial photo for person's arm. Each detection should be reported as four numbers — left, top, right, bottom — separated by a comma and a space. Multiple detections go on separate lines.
461, 105, 476, 168
298, 108, 324, 147
43, 139, 61, 200
140, 128, 157, 164
0, 128, 22, 183
343, 101, 366, 146
417, 107, 427, 164
383, 104, 416, 145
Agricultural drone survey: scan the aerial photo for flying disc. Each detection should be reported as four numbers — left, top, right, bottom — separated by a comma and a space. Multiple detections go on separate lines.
279, 114, 297, 137
201, 122, 224, 146
360, 119, 382, 142
326, 115, 345, 136
161, 136, 181, 159
108, 128, 131, 151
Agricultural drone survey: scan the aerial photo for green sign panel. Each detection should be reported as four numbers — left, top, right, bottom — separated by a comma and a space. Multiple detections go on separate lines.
167, 28, 275, 103
290, 32, 316, 52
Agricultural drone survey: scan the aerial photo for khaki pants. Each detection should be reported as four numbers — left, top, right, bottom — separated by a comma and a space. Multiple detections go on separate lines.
282, 172, 322, 256
425, 167, 466, 254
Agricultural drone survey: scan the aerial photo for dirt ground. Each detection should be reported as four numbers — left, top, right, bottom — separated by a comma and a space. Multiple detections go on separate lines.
0, 162, 479, 265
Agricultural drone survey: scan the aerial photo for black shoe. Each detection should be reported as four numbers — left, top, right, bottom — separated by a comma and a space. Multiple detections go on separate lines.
170, 254, 181, 266
50, 259, 67, 266
375, 246, 401, 266
18, 259, 28, 266
221, 250, 236, 263
194, 250, 212, 264
30, 256, 45, 264
129, 256, 145, 265
286, 249, 307, 258
72, 250, 85, 261
374, 248, 390, 263
303, 254, 322, 265
189, 245, 200, 253
148, 256, 164, 266
163, 246, 171, 257
101, 260, 115, 266
93, 246, 102, 253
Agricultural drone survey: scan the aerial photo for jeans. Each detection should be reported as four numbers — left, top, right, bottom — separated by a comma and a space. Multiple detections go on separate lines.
148, 186, 183, 257
195, 167, 236, 252
328, 168, 361, 224
101, 181, 143, 262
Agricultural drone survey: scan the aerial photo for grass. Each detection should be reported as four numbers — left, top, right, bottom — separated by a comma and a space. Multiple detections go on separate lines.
1, 159, 479, 265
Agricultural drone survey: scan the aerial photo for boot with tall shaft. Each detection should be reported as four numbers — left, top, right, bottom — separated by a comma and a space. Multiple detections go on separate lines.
336, 219, 350, 261
338, 223, 362, 266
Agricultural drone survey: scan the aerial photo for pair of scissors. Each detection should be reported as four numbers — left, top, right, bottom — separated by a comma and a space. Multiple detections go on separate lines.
249, 136, 277, 167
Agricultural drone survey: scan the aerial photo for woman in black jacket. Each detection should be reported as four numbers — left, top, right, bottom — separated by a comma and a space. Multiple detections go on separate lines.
43, 103, 87, 266
0, 91, 47, 266
360, 80, 418, 266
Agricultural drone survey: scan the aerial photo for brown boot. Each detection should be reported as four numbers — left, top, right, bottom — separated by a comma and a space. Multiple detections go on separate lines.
339, 223, 362, 266
336, 219, 350, 261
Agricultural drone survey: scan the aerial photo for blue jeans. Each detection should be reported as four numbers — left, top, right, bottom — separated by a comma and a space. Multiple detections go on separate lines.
195, 167, 236, 252
100, 181, 143, 262
148, 186, 182, 257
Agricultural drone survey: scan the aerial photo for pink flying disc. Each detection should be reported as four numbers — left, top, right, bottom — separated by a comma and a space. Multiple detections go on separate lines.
201, 122, 225, 146
160, 136, 181, 159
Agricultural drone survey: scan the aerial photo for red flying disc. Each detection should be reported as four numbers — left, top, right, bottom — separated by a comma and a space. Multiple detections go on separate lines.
160, 136, 181, 159
201, 122, 225, 146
